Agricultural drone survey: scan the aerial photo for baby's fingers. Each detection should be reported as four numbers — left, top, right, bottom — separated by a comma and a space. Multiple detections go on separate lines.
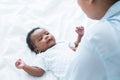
15, 59, 22, 66
15, 61, 20, 66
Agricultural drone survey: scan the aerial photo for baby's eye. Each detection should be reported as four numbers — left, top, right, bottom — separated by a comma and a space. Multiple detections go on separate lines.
39, 37, 42, 41
45, 32, 49, 35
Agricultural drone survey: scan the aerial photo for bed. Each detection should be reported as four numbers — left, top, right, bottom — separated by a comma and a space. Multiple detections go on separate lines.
0, 0, 97, 80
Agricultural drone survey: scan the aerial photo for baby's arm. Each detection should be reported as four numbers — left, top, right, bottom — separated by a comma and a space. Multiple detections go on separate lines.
15, 59, 45, 77
74, 26, 84, 47
70, 26, 84, 51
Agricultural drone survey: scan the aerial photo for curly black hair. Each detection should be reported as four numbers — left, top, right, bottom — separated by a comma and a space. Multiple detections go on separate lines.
26, 27, 40, 54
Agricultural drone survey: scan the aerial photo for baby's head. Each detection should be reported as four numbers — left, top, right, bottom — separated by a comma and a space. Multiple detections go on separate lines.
26, 27, 56, 54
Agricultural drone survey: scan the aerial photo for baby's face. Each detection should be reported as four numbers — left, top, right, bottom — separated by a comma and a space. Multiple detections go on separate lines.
30, 28, 56, 53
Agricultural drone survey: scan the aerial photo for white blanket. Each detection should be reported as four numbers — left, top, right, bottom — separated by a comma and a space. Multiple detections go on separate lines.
0, 0, 97, 80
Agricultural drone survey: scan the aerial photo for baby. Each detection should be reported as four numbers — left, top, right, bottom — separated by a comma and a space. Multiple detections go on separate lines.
15, 26, 84, 79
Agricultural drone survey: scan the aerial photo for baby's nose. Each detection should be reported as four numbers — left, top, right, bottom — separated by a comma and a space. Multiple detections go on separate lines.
44, 35, 49, 40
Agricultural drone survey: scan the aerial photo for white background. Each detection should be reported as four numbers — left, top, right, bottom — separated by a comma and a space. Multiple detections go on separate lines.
0, 0, 97, 80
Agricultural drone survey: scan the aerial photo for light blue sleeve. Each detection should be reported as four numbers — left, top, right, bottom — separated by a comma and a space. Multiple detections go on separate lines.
64, 19, 120, 80
64, 34, 107, 80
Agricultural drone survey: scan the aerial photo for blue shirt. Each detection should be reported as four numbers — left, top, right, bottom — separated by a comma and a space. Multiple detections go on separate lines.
65, 1, 120, 80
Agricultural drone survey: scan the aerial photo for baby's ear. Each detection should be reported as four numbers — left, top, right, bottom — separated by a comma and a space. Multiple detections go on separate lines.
34, 48, 39, 53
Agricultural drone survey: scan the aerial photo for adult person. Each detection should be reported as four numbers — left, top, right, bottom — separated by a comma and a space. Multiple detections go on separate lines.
65, 0, 120, 80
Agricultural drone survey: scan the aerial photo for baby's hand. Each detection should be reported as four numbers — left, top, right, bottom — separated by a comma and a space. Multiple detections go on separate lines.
15, 59, 25, 69
75, 26, 84, 37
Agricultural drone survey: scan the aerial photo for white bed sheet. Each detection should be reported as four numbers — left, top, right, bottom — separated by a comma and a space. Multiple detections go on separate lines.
0, 0, 97, 80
